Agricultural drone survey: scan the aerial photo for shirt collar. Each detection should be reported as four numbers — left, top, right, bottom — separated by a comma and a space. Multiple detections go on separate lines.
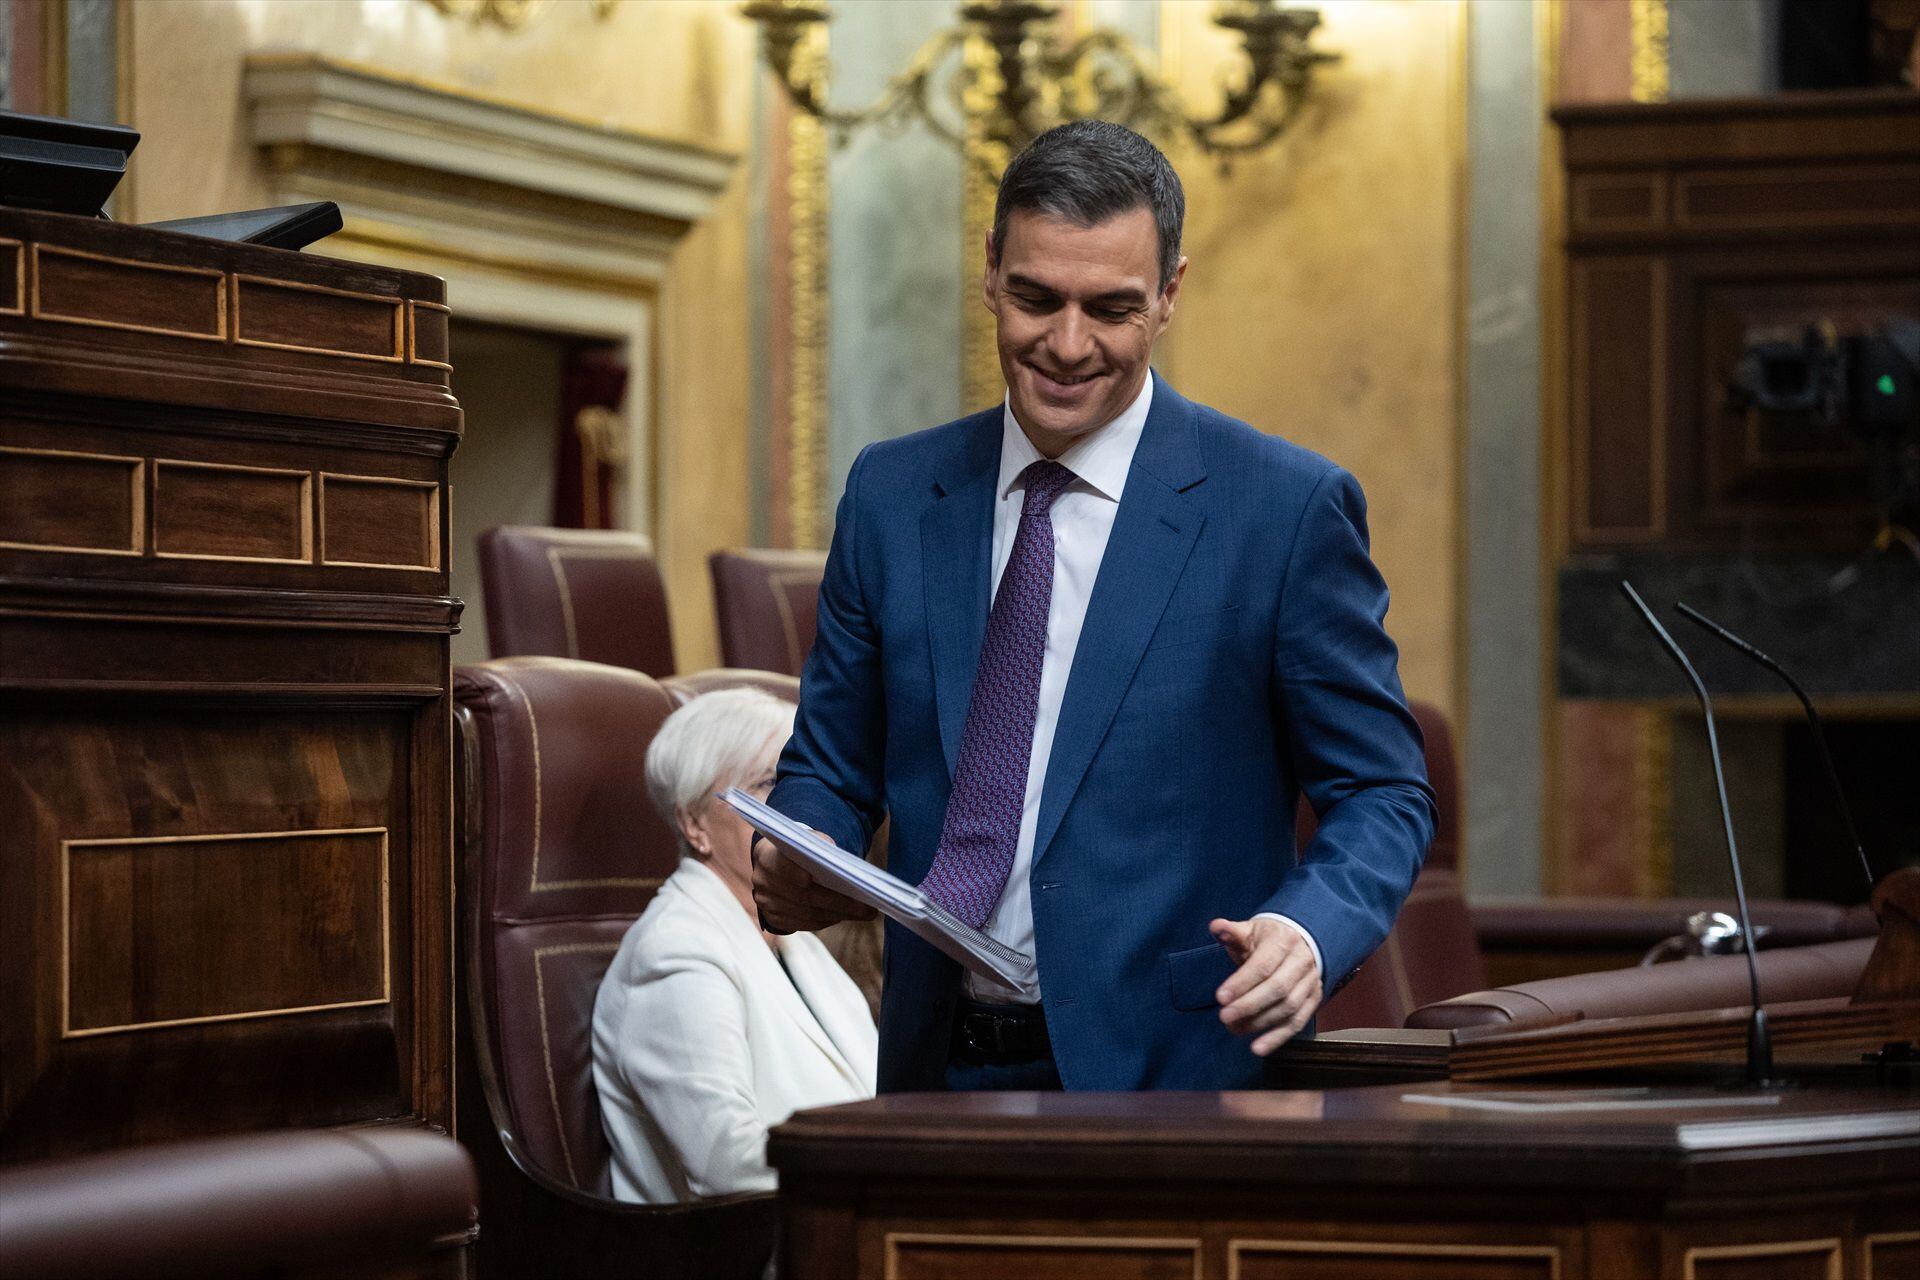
997, 369, 1154, 505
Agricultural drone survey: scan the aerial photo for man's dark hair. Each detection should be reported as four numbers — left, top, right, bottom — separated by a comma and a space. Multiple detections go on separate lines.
991, 120, 1185, 292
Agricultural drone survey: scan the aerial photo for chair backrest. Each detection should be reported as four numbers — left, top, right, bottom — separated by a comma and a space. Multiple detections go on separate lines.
661, 667, 802, 707
455, 656, 681, 1197
479, 527, 676, 676
1314, 699, 1486, 1031
708, 549, 826, 678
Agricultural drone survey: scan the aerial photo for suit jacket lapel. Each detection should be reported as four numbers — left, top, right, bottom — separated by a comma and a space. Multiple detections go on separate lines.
921, 410, 1002, 779
1032, 380, 1207, 867
681, 860, 849, 1072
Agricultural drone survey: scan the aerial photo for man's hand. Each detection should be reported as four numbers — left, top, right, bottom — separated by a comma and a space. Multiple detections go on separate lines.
751, 834, 877, 935
1210, 915, 1322, 1056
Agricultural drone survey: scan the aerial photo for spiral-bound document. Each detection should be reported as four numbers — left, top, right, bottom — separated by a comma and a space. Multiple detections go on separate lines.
719, 787, 1038, 998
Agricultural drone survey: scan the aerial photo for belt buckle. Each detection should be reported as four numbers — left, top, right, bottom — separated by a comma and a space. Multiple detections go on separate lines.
963, 1011, 1007, 1062
979, 1014, 1007, 1061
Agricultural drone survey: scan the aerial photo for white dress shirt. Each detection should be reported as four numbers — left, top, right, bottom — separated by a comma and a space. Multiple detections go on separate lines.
967, 372, 1323, 1004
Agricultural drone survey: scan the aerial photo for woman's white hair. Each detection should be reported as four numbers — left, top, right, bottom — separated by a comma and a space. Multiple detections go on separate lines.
643, 687, 795, 846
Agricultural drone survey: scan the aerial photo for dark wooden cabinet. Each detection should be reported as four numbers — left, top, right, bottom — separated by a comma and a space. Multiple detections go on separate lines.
0, 208, 461, 1160
1557, 90, 1920, 554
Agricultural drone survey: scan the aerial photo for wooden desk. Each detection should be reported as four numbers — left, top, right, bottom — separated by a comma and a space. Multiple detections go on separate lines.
770, 1082, 1920, 1279
0, 207, 460, 1161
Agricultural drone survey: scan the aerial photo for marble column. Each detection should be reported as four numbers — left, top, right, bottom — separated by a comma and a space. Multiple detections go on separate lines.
1462, 0, 1546, 897
823, 3, 966, 514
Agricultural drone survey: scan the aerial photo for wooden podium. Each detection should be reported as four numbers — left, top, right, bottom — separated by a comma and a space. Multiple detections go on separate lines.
774, 893, 1920, 1279
0, 208, 461, 1160
771, 1082, 1920, 1280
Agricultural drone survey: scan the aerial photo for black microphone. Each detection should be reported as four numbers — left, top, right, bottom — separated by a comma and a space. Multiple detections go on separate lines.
1620, 581, 1777, 1086
1675, 601, 1876, 895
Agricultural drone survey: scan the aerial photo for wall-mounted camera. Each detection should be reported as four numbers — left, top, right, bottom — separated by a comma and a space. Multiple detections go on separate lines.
1728, 318, 1920, 542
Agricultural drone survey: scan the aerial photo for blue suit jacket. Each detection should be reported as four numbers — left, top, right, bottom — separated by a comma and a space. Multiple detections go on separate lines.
769, 378, 1435, 1091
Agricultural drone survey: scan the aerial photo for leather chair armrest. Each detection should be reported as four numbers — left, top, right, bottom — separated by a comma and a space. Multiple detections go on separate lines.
0, 1126, 476, 1280
1406, 937, 1875, 1031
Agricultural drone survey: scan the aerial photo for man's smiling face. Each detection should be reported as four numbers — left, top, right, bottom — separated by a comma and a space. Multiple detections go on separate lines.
984, 205, 1186, 457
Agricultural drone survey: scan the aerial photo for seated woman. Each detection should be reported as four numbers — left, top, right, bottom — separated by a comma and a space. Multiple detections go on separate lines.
592, 687, 877, 1204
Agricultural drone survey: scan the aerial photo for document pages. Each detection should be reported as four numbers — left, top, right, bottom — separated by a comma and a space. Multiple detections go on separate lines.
719, 788, 1038, 998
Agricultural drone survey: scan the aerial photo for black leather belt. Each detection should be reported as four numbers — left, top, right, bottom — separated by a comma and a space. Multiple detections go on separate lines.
952, 1000, 1053, 1066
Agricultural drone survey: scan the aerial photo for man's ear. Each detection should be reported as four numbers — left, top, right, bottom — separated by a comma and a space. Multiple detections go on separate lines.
981, 230, 1000, 312
1156, 254, 1189, 331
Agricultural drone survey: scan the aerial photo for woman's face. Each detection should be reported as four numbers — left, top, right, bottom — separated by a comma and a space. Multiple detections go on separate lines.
685, 732, 781, 890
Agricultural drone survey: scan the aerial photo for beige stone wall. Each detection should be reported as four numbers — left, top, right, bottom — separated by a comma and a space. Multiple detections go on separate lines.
122, 0, 759, 670
118, 0, 1467, 690
1154, 0, 1464, 720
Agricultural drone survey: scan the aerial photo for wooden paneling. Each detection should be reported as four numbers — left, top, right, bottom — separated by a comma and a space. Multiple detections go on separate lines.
1231, 1240, 1560, 1280
63, 827, 389, 1036
1683, 1239, 1840, 1280
0, 208, 459, 1186
1686, 272, 1904, 542
153, 459, 312, 563
0, 209, 468, 423
1674, 164, 1920, 232
0, 445, 143, 555
0, 615, 445, 694
1570, 173, 1666, 235
1570, 259, 1665, 542
32, 244, 226, 340
0, 238, 22, 313
885, 1235, 1199, 1280
409, 300, 452, 369
0, 706, 419, 1156
1866, 1232, 1920, 1278
320, 473, 441, 570
235, 275, 404, 363
1557, 92, 1920, 553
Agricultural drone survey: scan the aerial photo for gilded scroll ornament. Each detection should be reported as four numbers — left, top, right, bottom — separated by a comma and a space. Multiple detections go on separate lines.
423, 0, 617, 32
787, 23, 830, 550
743, 0, 1336, 170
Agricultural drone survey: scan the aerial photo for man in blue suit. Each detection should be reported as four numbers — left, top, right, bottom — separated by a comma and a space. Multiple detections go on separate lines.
755, 121, 1434, 1092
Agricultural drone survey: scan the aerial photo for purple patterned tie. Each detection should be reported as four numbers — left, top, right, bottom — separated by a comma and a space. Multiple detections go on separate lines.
918, 459, 1077, 929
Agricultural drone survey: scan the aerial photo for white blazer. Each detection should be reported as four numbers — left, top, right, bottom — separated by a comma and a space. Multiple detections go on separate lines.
592, 857, 877, 1204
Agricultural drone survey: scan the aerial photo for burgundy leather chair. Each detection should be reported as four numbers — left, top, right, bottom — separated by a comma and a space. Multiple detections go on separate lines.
708, 548, 826, 677
1405, 936, 1875, 1031
1315, 700, 1486, 1032
478, 527, 676, 676
661, 667, 801, 707
0, 1126, 476, 1280
454, 657, 776, 1279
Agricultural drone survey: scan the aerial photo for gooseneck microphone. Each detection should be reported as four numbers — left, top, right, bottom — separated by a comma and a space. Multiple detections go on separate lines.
1620, 582, 1776, 1086
1675, 601, 1876, 894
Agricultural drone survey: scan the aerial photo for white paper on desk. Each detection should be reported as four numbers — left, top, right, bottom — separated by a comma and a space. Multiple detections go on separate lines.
719, 787, 1038, 999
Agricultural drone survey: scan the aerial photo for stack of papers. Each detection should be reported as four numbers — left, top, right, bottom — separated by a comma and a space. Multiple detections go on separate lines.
720, 788, 1038, 999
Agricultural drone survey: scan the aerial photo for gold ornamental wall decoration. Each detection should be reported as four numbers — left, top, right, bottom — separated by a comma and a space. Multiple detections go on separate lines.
785, 22, 831, 550
741, 0, 1338, 174
423, 0, 618, 33
1629, 0, 1671, 104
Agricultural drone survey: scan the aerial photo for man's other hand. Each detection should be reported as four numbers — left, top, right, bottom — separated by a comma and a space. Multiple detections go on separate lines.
751, 834, 877, 934
1210, 915, 1323, 1056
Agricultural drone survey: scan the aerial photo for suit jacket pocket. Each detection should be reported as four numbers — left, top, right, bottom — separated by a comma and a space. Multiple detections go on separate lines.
1166, 941, 1237, 1011
1146, 606, 1241, 652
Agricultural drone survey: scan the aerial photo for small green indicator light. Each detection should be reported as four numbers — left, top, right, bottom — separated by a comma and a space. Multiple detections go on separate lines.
1878, 374, 1898, 396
